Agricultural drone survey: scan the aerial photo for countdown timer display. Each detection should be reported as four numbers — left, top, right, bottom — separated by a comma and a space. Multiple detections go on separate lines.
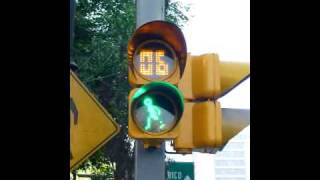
133, 40, 177, 80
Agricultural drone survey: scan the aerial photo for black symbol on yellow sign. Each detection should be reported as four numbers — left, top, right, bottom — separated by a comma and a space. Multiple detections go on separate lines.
70, 98, 78, 160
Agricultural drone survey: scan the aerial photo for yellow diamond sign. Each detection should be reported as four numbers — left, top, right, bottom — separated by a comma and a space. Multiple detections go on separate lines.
70, 70, 120, 171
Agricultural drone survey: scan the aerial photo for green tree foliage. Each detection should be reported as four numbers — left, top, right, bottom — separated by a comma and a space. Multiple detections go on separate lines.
71, 0, 189, 179
165, 0, 190, 27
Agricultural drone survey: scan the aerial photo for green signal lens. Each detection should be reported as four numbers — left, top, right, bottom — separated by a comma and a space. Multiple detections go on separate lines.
135, 94, 175, 132
131, 81, 184, 134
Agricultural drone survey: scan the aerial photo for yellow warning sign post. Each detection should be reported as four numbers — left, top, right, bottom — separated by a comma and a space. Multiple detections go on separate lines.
70, 70, 120, 171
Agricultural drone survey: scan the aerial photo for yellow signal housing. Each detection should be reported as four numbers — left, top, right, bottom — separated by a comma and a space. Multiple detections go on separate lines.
174, 54, 194, 153
178, 54, 193, 100
173, 102, 194, 154
221, 108, 250, 145
127, 21, 188, 149
174, 53, 249, 152
218, 61, 250, 97
193, 101, 222, 148
191, 53, 221, 99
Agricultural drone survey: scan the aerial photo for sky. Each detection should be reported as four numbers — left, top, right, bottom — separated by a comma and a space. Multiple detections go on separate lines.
166, 0, 250, 179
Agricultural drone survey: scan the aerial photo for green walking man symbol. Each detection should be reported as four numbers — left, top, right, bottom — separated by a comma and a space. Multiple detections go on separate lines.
143, 97, 165, 131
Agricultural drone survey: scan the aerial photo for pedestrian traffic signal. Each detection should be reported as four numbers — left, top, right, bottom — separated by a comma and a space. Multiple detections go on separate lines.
127, 21, 187, 148
127, 21, 249, 151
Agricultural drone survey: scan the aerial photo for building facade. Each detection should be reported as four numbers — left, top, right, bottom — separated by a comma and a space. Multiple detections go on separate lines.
213, 127, 250, 180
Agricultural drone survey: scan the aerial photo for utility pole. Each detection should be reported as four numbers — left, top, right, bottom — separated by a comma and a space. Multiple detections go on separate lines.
134, 1, 166, 180
70, 0, 77, 71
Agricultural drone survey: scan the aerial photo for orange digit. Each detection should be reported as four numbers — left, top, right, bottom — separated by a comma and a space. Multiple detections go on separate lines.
140, 50, 153, 75
155, 50, 168, 75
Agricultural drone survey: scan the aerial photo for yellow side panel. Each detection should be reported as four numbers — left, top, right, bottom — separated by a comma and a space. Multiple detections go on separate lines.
192, 53, 221, 98
193, 101, 222, 148
178, 54, 193, 100
173, 102, 194, 154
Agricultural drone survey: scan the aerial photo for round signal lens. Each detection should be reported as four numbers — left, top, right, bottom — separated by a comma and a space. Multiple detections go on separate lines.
131, 82, 184, 134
